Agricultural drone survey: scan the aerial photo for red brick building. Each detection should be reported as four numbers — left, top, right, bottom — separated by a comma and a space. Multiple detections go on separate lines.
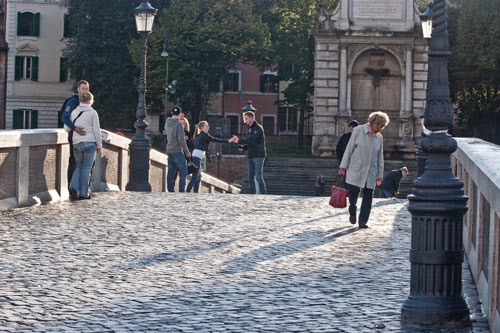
206, 63, 279, 137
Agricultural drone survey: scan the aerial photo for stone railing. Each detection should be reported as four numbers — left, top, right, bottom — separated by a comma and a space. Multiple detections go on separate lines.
452, 138, 500, 331
0, 129, 239, 211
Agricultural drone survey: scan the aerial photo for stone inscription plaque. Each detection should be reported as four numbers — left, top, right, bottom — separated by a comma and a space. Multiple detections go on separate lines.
352, 0, 404, 19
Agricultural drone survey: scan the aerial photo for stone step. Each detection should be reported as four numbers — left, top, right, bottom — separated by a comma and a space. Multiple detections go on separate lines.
262, 157, 418, 198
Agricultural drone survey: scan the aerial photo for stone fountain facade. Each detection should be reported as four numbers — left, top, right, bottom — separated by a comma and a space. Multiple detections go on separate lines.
313, 0, 428, 158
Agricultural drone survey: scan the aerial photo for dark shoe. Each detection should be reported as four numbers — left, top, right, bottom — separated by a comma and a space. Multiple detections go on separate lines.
69, 188, 79, 201
79, 195, 91, 200
359, 224, 369, 229
349, 214, 356, 225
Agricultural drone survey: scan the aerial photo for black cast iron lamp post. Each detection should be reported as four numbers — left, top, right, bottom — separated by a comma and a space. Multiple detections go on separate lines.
161, 31, 169, 115
401, 0, 470, 328
126, 1, 157, 192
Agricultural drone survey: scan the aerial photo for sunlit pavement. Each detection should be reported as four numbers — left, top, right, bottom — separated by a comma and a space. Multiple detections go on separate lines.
0, 192, 489, 332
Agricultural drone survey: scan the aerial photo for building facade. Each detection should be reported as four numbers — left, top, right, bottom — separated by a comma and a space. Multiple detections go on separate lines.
0, 0, 7, 129
312, 0, 428, 158
207, 64, 279, 137
5, 0, 72, 130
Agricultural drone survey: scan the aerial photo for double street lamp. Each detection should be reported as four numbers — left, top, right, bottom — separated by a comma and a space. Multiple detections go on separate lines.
126, 1, 157, 192
401, 0, 470, 328
161, 33, 177, 115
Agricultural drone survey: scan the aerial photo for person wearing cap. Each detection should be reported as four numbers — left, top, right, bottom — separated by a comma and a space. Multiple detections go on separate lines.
165, 106, 191, 192
336, 120, 359, 162
378, 167, 409, 198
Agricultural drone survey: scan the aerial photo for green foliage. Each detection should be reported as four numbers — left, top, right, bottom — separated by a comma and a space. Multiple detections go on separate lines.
61, 0, 164, 129
448, 0, 500, 141
140, 0, 271, 124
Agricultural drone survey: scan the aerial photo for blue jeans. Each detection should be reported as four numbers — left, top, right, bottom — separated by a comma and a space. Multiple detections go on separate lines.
247, 157, 267, 194
186, 157, 201, 193
167, 152, 187, 192
70, 142, 97, 198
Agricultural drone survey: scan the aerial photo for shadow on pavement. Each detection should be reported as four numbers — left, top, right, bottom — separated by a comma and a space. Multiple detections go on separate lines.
127, 211, 351, 270
219, 226, 358, 275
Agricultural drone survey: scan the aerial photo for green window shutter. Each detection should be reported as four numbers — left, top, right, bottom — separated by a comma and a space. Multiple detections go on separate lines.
13, 110, 22, 129
260, 75, 265, 93
33, 13, 40, 37
63, 14, 70, 38
59, 58, 65, 82
15, 56, 22, 80
57, 110, 64, 128
31, 57, 38, 81
17, 12, 22, 35
30, 110, 38, 129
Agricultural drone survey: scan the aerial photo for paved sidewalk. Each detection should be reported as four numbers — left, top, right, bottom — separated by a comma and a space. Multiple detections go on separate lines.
0, 192, 489, 332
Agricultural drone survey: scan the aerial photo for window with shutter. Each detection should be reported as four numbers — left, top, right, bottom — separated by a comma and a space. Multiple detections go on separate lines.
12, 110, 37, 129
16, 56, 37, 80
17, 12, 39, 36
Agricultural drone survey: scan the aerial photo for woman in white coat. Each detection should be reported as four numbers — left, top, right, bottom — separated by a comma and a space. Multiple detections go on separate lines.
67, 92, 102, 200
338, 111, 390, 228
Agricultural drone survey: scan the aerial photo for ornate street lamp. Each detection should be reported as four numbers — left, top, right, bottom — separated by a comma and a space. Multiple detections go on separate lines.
401, 0, 470, 328
241, 100, 257, 113
126, 1, 157, 192
161, 31, 169, 115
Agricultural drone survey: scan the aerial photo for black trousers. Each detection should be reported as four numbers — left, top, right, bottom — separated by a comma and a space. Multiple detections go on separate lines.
347, 184, 374, 226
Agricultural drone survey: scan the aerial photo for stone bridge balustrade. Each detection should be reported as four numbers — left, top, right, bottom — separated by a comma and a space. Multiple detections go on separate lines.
452, 138, 500, 331
0, 129, 239, 211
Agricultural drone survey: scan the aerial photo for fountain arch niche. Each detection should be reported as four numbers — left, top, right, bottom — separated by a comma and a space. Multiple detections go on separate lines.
312, 0, 428, 158
350, 49, 402, 155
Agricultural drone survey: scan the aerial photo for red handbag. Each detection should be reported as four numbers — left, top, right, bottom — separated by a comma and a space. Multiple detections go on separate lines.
329, 175, 348, 208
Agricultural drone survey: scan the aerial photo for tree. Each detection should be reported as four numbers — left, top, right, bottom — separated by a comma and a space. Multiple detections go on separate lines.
62, 0, 167, 129
448, 0, 500, 142
139, 0, 271, 125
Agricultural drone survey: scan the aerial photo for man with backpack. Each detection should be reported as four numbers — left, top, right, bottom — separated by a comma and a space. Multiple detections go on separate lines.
61, 80, 90, 185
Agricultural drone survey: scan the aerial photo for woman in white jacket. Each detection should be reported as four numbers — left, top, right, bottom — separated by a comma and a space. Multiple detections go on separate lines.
67, 92, 102, 200
338, 111, 389, 228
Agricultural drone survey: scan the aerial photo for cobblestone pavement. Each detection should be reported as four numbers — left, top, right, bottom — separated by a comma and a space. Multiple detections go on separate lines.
0, 192, 490, 332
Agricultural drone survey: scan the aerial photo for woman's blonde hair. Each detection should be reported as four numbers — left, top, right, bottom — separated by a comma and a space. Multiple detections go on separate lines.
368, 111, 390, 127
79, 92, 94, 104
193, 120, 209, 138
180, 117, 190, 132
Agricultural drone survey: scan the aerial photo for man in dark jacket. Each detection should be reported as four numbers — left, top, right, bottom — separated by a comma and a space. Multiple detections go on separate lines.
233, 111, 267, 194
336, 120, 358, 188
336, 120, 359, 161
378, 167, 408, 198
60, 80, 89, 188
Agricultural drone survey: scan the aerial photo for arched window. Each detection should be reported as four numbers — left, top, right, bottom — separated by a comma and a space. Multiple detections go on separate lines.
17, 12, 40, 37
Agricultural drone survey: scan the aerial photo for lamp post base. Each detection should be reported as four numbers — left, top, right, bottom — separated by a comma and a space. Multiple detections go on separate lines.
401, 296, 470, 329
126, 121, 152, 192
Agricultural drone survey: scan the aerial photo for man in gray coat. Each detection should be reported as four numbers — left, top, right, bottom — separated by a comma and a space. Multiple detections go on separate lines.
165, 106, 191, 192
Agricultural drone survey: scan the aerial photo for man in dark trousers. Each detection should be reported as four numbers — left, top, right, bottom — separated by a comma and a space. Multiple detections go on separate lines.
61, 80, 89, 185
378, 167, 409, 198
232, 110, 267, 194
336, 120, 358, 188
